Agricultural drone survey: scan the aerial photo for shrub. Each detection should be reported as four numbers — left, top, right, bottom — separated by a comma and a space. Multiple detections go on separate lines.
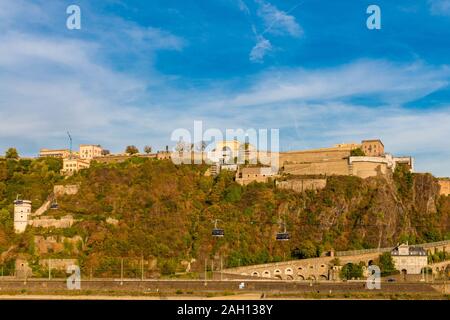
350, 148, 365, 157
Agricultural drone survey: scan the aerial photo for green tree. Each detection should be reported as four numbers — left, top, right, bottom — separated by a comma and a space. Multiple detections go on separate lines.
224, 184, 242, 203
340, 263, 363, 280
350, 148, 365, 157
291, 240, 317, 259
125, 145, 139, 155
144, 146, 152, 154
378, 252, 397, 276
5, 148, 19, 159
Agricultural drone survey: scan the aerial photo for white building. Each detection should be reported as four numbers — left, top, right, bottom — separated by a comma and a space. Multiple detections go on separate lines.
391, 243, 428, 275
209, 140, 257, 165
14, 199, 32, 233
79, 144, 103, 160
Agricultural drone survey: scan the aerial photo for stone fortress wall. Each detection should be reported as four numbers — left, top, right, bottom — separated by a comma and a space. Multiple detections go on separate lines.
438, 179, 450, 196
276, 178, 327, 193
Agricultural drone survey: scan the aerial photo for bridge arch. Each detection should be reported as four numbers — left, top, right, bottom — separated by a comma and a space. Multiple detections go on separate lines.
319, 274, 328, 280
262, 270, 271, 278
285, 268, 293, 275
251, 271, 260, 277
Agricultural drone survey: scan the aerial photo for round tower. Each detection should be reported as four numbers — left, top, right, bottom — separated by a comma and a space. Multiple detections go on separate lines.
14, 199, 32, 233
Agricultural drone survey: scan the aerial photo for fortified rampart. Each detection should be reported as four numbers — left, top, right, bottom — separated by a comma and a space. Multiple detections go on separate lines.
276, 178, 327, 193
29, 215, 74, 228
438, 179, 450, 196
39, 259, 78, 270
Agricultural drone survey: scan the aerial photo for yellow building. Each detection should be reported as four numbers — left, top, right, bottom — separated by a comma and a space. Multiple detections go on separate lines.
39, 148, 71, 158
236, 167, 278, 185
61, 158, 90, 175
79, 144, 103, 160
361, 139, 384, 157
212, 140, 256, 164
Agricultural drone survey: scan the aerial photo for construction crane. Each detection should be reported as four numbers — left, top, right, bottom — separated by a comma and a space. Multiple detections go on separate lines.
67, 131, 72, 158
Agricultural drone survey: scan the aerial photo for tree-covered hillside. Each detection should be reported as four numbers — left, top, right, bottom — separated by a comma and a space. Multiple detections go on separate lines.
0, 156, 448, 276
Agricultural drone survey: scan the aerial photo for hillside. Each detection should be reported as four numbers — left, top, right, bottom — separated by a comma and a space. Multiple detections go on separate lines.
0, 157, 449, 277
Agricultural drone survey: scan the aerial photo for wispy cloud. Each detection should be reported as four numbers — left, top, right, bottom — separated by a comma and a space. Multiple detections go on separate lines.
1, 0, 450, 177
234, 0, 303, 63
236, 0, 251, 15
0, 0, 186, 153
208, 60, 450, 108
249, 35, 272, 63
255, 0, 303, 37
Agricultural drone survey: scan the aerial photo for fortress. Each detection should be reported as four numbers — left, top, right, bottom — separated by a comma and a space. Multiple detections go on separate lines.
232, 139, 414, 185
278, 139, 414, 179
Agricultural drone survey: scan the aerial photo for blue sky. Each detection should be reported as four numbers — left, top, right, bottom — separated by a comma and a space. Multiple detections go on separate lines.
1, 0, 450, 175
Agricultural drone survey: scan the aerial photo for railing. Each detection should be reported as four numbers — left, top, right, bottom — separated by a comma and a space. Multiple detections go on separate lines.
336, 240, 450, 257
335, 247, 391, 257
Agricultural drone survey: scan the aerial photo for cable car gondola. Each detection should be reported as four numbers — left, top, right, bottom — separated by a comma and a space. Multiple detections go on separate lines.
212, 219, 224, 237
276, 222, 290, 241
50, 201, 59, 210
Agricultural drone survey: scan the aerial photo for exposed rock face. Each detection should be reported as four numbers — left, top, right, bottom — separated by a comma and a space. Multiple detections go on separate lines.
54, 185, 79, 196
34, 235, 83, 255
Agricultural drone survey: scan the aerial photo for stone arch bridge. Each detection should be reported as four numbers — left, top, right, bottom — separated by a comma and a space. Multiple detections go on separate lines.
223, 240, 449, 281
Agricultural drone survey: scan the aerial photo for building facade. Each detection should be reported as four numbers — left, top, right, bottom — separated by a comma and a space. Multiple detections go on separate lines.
391, 243, 428, 275
361, 139, 384, 157
79, 144, 103, 160
39, 149, 71, 158
61, 158, 90, 175
279, 139, 413, 179
236, 166, 278, 185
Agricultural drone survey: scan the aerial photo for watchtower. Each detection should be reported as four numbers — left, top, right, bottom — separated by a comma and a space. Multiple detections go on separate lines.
14, 199, 32, 233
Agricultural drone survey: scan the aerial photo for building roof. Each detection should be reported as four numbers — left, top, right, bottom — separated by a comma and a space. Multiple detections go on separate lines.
240, 166, 276, 175
40, 149, 69, 152
362, 139, 384, 147
79, 144, 102, 147
391, 244, 426, 256
14, 199, 31, 205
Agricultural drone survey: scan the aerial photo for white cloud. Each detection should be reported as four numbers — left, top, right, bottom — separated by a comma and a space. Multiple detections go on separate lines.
255, 0, 303, 37
0, 0, 186, 155
249, 35, 272, 63
246, 0, 302, 63
208, 60, 449, 108
1, 1, 450, 177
